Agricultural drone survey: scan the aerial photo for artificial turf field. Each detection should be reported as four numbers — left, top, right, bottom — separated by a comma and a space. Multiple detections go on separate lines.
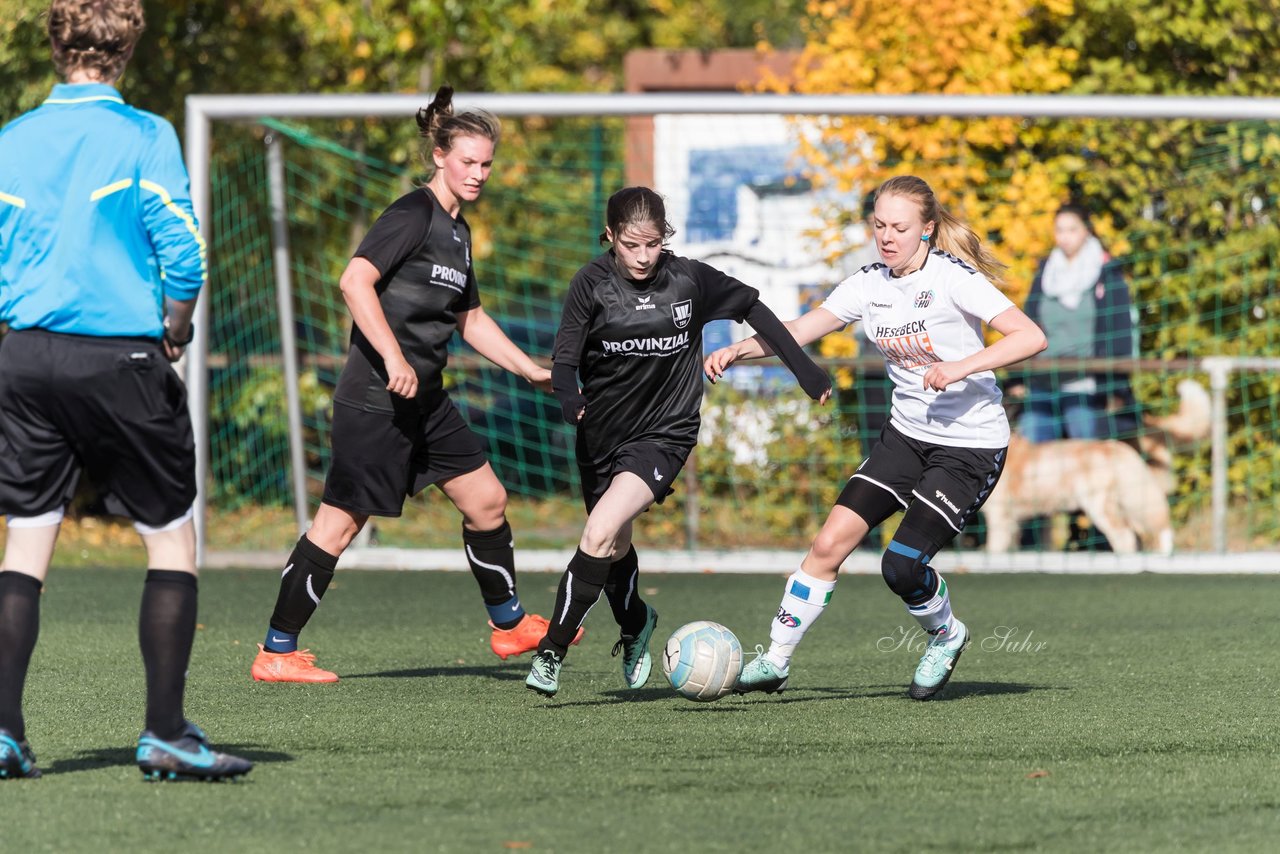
3, 568, 1276, 852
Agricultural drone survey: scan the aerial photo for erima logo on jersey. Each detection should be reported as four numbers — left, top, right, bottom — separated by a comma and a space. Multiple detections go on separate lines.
635, 295, 656, 311
430, 263, 467, 287
601, 331, 690, 356
653, 468, 664, 482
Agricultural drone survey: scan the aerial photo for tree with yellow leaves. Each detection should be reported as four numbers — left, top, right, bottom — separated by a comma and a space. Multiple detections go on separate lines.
773, 0, 1081, 305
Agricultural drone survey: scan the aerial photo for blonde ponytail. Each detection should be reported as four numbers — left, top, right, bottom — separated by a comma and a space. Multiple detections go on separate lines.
933, 206, 1007, 284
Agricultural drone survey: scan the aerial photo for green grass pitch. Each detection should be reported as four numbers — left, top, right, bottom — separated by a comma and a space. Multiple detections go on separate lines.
4, 568, 1277, 852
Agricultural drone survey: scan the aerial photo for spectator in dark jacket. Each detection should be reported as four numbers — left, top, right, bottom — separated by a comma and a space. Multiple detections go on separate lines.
1018, 203, 1138, 443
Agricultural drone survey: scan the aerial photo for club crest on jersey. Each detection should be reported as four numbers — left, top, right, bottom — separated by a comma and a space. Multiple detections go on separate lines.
914, 289, 934, 309
671, 299, 692, 329
635, 295, 656, 311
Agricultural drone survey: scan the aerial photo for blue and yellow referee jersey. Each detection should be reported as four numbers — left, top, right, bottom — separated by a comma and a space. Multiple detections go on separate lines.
0, 82, 205, 339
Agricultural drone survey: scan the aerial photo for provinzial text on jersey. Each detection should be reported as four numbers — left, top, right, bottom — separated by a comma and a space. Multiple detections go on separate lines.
431, 263, 468, 290
601, 331, 691, 355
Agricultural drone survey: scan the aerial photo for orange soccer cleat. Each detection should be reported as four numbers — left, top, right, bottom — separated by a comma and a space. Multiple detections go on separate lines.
251, 645, 340, 683
489, 613, 583, 660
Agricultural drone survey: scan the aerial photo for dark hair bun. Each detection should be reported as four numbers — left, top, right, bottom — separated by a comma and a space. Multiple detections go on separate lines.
416, 85, 455, 137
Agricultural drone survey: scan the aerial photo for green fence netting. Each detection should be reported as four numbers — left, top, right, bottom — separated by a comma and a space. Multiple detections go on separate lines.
202, 115, 1279, 554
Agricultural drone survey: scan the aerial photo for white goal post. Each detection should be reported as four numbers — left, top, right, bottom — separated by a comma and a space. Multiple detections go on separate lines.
184, 92, 1280, 572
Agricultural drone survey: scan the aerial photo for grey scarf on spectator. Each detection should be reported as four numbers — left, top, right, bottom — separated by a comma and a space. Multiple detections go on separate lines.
1042, 236, 1105, 310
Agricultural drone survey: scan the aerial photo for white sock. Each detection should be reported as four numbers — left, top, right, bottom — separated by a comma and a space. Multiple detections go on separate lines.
765, 568, 837, 669
907, 575, 965, 647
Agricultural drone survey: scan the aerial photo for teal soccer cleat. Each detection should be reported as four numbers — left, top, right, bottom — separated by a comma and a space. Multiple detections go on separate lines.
611, 604, 658, 689
734, 648, 790, 695
136, 720, 253, 782
525, 650, 564, 697
909, 620, 970, 701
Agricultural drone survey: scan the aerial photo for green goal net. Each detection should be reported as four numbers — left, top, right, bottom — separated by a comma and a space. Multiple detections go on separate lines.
198, 105, 1280, 562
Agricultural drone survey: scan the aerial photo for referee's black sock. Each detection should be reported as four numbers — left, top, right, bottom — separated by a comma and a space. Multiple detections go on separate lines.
0, 571, 42, 741
139, 570, 197, 742
540, 549, 610, 656
265, 535, 338, 652
462, 521, 525, 630
604, 546, 648, 636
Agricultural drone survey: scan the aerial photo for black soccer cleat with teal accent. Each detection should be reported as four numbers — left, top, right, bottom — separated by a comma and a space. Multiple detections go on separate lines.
0, 729, 40, 780
136, 720, 253, 782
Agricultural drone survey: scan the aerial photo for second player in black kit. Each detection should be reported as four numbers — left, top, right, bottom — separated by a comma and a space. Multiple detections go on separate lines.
251, 87, 573, 685
524, 187, 832, 696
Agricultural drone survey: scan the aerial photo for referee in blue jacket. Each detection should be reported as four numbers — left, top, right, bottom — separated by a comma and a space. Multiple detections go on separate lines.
0, 0, 250, 782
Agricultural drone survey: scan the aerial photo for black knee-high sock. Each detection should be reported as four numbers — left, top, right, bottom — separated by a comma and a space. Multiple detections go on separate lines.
462, 521, 525, 630
0, 572, 42, 741
540, 549, 611, 656
267, 535, 338, 646
139, 570, 198, 741
604, 546, 647, 636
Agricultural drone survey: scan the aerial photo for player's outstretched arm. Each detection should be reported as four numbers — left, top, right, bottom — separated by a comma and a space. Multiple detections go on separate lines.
704, 308, 843, 387
339, 256, 418, 398
921, 306, 1048, 391
743, 302, 833, 403
457, 305, 552, 391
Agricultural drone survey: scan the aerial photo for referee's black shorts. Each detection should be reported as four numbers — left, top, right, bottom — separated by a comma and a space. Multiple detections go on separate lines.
322, 392, 489, 517
0, 329, 196, 527
836, 421, 1007, 535
578, 440, 690, 514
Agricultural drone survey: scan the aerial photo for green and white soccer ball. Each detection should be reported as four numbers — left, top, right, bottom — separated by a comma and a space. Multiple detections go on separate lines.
661, 621, 744, 702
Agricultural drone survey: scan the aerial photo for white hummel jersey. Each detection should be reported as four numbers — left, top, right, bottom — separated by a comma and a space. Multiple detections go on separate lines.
822, 250, 1015, 448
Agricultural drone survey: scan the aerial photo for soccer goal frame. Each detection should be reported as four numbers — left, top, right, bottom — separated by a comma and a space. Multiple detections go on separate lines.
184, 92, 1280, 572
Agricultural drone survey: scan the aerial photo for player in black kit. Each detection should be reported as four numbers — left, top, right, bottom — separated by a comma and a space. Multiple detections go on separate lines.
251, 86, 576, 684
524, 187, 832, 697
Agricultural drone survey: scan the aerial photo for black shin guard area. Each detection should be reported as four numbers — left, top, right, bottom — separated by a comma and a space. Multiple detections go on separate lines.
0, 571, 42, 739
139, 570, 198, 741
269, 535, 338, 635
462, 521, 516, 605
604, 546, 646, 635
543, 549, 610, 655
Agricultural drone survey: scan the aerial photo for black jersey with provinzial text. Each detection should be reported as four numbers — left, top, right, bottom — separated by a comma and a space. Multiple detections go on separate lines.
553, 250, 759, 464
333, 187, 480, 412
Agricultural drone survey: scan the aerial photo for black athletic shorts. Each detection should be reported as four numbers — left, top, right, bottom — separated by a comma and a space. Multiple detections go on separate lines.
578, 440, 689, 513
836, 421, 1006, 534
0, 329, 196, 526
322, 393, 488, 517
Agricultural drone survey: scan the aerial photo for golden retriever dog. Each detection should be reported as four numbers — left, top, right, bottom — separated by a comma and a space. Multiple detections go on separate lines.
983, 381, 1210, 555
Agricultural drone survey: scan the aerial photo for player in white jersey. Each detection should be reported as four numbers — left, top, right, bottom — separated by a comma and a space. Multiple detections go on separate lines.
704, 175, 1047, 699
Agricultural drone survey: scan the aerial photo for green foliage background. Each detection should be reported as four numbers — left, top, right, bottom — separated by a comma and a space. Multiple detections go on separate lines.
3, 0, 1277, 549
